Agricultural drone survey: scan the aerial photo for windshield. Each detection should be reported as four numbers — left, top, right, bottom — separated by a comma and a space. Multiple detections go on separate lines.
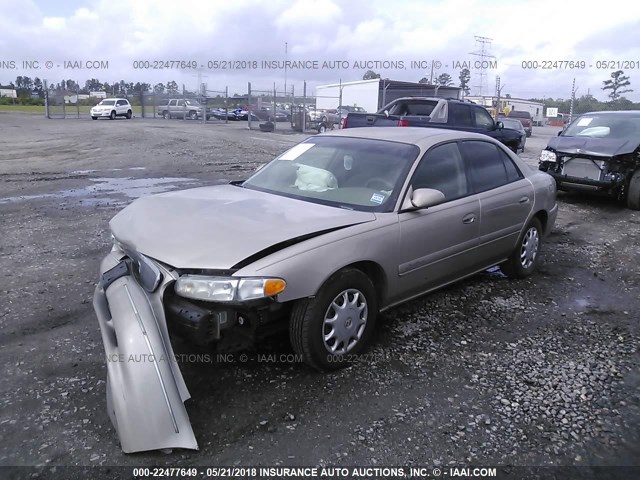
98, 100, 115, 106
562, 114, 640, 139
242, 136, 419, 212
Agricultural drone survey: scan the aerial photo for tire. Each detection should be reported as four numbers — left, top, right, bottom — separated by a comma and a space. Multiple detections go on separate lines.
289, 268, 378, 371
91, 116, 98, 120
500, 217, 543, 279
318, 123, 327, 134
626, 169, 640, 210
189, 110, 198, 120
163, 110, 170, 119
126, 110, 132, 119
109, 110, 116, 120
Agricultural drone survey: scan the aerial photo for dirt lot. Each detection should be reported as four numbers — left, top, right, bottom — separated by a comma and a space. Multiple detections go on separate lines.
0, 114, 638, 476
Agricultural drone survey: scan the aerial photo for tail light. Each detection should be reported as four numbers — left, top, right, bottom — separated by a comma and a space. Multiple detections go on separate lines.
398, 119, 409, 127
341, 117, 348, 129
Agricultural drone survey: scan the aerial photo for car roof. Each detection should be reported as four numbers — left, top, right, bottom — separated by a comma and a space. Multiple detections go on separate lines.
579, 110, 640, 117
322, 126, 501, 146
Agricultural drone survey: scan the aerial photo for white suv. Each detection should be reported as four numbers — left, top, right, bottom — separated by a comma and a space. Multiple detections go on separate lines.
91, 98, 133, 120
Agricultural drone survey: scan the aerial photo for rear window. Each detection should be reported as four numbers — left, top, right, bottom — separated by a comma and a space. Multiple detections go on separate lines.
509, 111, 531, 119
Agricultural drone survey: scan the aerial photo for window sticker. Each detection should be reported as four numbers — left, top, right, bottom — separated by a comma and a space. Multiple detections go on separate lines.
370, 193, 385, 204
279, 143, 315, 160
577, 117, 593, 127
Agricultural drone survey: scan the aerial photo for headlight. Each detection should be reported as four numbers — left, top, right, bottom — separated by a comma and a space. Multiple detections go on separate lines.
539, 150, 557, 163
175, 275, 286, 302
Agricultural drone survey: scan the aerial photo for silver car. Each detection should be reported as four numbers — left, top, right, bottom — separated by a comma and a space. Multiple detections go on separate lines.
93, 127, 558, 453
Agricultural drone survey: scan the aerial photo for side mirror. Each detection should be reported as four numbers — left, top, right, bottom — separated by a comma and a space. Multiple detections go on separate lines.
410, 188, 445, 209
384, 110, 390, 118
496, 121, 504, 129
557, 130, 563, 136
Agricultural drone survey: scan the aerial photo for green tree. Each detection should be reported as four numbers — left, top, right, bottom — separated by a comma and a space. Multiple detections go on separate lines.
363, 70, 381, 80
153, 83, 165, 94
166, 80, 179, 94
436, 73, 453, 86
418, 76, 430, 84
458, 68, 470, 95
602, 70, 632, 102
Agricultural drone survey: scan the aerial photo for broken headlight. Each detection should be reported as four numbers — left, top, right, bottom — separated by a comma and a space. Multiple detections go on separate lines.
539, 150, 557, 163
175, 275, 286, 302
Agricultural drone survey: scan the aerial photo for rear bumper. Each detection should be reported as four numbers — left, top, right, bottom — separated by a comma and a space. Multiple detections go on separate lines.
93, 251, 198, 453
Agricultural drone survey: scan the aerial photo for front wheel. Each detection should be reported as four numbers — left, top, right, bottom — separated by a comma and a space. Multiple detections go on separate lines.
163, 110, 170, 119
289, 268, 378, 371
627, 169, 640, 210
126, 110, 132, 119
109, 110, 116, 120
500, 217, 543, 279
318, 123, 327, 133
91, 116, 97, 120
189, 110, 198, 120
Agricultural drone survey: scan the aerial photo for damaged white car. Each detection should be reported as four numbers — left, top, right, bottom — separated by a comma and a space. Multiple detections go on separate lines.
93, 128, 557, 452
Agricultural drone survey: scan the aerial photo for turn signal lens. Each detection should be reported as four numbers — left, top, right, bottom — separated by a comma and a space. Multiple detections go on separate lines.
264, 279, 287, 297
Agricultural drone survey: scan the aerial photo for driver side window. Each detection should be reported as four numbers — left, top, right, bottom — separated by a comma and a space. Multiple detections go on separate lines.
410, 142, 469, 201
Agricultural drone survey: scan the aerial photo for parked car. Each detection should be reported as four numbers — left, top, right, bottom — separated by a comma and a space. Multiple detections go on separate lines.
210, 108, 238, 120
157, 99, 209, 120
501, 117, 527, 152
337, 105, 367, 117
342, 97, 522, 153
539, 110, 640, 209
309, 108, 341, 125
233, 108, 249, 120
90, 98, 132, 120
508, 110, 533, 137
93, 127, 557, 453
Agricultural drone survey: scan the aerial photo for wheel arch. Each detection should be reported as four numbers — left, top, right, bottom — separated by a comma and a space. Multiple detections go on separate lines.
339, 260, 387, 307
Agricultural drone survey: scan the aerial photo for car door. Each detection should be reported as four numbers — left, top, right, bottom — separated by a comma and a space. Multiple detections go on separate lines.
395, 142, 481, 301
458, 140, 534, 266
116, 100, 127, 115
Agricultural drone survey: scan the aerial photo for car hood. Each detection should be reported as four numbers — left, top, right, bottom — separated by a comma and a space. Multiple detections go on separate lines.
547, 135, 639, 157
110, 184, 376, 270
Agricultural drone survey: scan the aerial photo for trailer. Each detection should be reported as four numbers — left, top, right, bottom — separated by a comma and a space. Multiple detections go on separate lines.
315, 79, 462, 113
467, 96, 545, 126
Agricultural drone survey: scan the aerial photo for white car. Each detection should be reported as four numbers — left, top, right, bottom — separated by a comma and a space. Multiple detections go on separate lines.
91, 98, 133, 120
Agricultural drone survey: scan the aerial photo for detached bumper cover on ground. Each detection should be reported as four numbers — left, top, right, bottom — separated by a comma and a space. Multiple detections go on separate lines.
93, 250, 198, 453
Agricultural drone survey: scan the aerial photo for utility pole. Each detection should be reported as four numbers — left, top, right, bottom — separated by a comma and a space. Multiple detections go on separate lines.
494, 76, 505, 120
284, 42, 288, 101
569, 78, 576, 122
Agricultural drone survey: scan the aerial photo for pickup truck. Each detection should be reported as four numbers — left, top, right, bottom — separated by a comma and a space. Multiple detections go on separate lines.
157, 99, 209, 120
342, 97, 522, 153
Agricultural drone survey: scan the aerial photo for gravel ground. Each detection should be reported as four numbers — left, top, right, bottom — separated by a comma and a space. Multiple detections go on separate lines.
0, 114, 638, 477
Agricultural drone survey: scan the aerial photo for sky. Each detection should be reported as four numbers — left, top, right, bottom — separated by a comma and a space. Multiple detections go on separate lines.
1, 0, 640, 101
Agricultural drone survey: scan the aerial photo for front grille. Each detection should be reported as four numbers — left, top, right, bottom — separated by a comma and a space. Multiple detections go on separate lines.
561, 157, 605, 181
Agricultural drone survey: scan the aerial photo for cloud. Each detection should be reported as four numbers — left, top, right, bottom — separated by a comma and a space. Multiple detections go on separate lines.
0, 0, 638, 101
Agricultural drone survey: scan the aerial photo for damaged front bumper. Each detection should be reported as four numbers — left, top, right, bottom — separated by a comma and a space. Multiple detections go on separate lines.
93, 250, 198, 453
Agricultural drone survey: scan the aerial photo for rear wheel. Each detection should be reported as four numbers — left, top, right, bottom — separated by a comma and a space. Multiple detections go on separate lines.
500, 217, 543, 279
626, 169, 640, 210
289, 268, 377, 371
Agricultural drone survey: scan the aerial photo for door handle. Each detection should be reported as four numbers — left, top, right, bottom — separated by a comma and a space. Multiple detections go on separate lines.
519, 196, 530, 204
462, 213, 476, 224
